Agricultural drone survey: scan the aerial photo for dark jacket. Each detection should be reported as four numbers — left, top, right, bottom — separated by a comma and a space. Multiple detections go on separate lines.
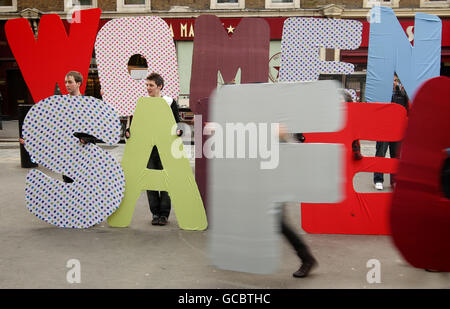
127, 97, 183, 137
391, 86, 409, 115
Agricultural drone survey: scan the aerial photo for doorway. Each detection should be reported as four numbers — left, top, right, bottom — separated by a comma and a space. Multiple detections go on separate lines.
5, 69, 33, 120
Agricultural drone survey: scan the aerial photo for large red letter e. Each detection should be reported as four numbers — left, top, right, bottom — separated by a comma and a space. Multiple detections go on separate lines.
391, 76, 450, 271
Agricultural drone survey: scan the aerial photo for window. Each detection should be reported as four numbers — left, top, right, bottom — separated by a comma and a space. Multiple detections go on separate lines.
265, 0, 300, 9
210, 0, 245, 10
117, 0, 151, 12
64, 0, 97, 11
363, 0, 400, 8
420, 0, 450, 8
0, 0, 17, 12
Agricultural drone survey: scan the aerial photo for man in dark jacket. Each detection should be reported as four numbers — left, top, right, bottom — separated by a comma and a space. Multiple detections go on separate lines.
62, 71, 97, 183
125, 72, 183, 226
374, 74, 409, 190
19, 71, 96, 181
278, 125, 318, 278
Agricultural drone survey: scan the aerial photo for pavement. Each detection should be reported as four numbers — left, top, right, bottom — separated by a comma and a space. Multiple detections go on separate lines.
0, 120, 449, 289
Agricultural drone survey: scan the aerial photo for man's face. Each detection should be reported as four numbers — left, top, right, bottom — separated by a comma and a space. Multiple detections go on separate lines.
145, 79, 162, 97
393, 76, 399, 89
65, 75, 81, 95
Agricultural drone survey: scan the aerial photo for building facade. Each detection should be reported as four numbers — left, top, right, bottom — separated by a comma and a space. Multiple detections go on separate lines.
0, 0, 449, 118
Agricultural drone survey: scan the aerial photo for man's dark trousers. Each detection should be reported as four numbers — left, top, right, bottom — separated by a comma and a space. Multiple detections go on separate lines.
146, 146, 171, 218
374, 141, 398, 184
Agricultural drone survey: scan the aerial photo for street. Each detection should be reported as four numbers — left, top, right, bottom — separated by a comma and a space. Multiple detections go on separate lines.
0, 121, 448, 288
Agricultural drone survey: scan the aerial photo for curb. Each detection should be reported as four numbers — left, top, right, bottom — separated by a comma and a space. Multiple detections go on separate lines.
0, 143, 19, 149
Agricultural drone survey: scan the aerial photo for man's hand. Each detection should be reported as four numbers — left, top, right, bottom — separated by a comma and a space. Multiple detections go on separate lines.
19, 138, 25, 145
79, 138, 87, 145
278, 124, 289, 142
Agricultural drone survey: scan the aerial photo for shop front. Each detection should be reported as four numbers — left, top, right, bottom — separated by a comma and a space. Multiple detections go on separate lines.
1, 16, 449, 119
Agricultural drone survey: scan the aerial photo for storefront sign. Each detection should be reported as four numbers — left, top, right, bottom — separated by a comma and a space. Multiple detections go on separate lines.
162, 17, 450, 48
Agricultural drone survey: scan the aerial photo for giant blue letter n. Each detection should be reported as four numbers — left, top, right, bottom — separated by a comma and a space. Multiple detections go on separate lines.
365, 7, 441, 103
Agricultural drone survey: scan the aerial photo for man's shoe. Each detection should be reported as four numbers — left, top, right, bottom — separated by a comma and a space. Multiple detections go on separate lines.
352, 140, 363, 160
158, 216, 168, 226
375, 182, 383, 190
151, 216, 160, 225
425, 269, 442, 272
293, 259, 318, 278
353, 151, 363, 160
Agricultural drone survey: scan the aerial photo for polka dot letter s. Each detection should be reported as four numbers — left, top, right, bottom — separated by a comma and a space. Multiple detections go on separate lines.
22, 95, 125, 229
95, 16, 180, 117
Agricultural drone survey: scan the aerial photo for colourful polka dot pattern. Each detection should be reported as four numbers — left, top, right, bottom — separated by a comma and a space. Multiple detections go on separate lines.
279, 18, 362, 82
95, 16, 180, 117
345, 89, 358, 102
22, 95, 125, 229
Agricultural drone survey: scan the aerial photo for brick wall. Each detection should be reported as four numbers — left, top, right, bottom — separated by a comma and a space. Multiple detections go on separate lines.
18, 0, 64, 12
246, 0, 264, 9
152, 0, 210, 10
12, 0, 438, 13
302, 0, 364, 9
399, 0, 420, 8
99, 0, 117, 11
17, 0, 119, 12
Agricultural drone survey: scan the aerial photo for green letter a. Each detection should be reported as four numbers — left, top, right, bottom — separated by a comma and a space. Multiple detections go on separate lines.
108, 97, 208, 230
